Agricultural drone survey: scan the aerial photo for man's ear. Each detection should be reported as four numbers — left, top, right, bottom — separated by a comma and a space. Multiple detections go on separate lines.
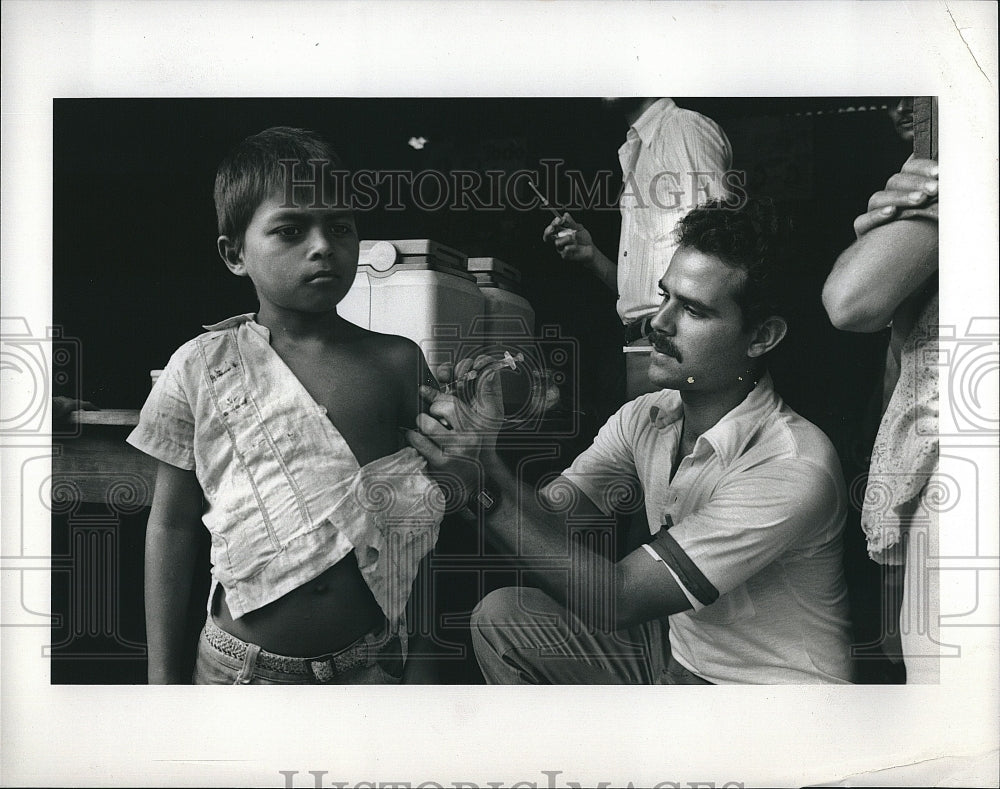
747, 315, 788, 359
218, 235, 247, 276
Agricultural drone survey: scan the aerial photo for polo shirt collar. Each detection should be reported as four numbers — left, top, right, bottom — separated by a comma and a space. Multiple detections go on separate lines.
695, 372, 781, 466
648, 390, 684, 429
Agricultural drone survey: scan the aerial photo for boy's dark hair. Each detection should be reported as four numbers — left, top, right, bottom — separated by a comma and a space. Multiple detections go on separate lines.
674, 197, 796, 328
214, 126, 345, 245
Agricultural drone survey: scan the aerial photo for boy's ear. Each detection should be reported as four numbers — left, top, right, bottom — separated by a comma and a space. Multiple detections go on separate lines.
218, 235, 248, 276
746, 315, 788, 359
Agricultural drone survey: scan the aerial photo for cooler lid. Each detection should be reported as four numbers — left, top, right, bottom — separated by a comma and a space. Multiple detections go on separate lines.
471, 272, 524, 293
467, 256, 522, 284
360, 239, 468, 273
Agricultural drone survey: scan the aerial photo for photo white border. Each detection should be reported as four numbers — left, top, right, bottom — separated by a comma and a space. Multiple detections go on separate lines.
2, 1, 997, 786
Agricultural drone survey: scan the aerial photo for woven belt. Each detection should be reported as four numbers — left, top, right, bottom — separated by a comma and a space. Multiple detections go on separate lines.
203, 619, 398, 682
624, 316, 653, 345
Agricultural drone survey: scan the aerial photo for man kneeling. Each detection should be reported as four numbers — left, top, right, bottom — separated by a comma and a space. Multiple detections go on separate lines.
409, 198, 853, 684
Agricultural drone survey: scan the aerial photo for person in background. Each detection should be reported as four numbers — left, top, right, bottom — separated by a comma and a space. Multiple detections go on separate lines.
542, 98, 734, 400
52, 396, 98, 422
887, 97, 915, 144
128, 127, 442, 684
823, 145, 940, 683
413, 198, 854, 684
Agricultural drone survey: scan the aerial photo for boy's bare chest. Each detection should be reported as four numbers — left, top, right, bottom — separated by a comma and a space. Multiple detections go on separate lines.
277, 346, 402, 465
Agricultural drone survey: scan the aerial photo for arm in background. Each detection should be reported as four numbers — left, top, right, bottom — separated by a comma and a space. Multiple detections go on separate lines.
823, 157, 939, 333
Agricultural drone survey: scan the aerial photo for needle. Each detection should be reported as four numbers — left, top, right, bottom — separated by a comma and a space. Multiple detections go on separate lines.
440, 352, 524, 395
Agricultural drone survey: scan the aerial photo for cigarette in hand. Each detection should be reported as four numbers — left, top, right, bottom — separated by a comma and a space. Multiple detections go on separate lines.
527, 179, 565, 220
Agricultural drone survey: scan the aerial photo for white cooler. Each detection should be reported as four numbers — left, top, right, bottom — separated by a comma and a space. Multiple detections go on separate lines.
339, 239, 485, 370
466, 256, 535, 337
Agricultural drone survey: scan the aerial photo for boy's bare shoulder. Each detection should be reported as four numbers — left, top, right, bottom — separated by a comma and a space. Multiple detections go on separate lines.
347, 327, 426, 373
349, 326, 417, 353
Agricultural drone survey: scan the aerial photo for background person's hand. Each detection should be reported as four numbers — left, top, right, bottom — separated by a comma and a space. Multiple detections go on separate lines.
52, 396, 99, 422
542, 212, 596, 267
854, 157, 939, 237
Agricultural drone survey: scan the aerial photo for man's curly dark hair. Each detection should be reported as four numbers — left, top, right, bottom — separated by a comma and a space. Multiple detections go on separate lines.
674, 197, 795, 328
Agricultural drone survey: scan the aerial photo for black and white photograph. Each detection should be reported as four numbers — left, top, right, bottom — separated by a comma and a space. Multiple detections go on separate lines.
2, 2, 997, 787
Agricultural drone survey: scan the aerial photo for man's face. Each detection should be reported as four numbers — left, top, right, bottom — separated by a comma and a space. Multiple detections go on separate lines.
601, 97, 649, 118
647, 245, 758, 393
232, 188, 360, 314
888, 97, 915, 142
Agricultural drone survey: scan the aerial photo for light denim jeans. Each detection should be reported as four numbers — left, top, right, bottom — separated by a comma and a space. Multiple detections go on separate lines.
192, 618, 404, 685
471, 586, 712, 685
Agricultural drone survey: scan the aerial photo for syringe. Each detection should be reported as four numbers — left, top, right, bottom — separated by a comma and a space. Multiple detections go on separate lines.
440, 351, 525, 396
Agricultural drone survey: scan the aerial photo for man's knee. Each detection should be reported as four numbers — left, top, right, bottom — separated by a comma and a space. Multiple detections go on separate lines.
471, 587, 528, 643
470, 588, 526, 680
470, 587, 561, 658
471, 587, 553, 630
471, 587, 563, 684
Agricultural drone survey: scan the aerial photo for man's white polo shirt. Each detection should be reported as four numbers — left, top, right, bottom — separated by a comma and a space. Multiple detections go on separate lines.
562, 373, 853, 684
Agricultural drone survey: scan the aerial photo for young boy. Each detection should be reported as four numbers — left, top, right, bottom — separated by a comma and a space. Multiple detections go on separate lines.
128, 127, 442, 684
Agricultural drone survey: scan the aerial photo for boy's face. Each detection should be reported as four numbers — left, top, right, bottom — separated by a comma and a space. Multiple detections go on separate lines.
219, 188, 359, 315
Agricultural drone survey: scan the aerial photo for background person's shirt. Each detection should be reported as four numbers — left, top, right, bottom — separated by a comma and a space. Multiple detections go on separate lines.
617, 98, 733, 324
561, 374, 854, 684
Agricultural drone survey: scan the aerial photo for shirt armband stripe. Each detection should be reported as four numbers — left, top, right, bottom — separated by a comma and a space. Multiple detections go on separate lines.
647, 531, 719, 606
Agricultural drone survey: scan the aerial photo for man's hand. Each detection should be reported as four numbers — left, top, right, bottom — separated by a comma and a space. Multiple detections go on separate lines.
542, 212, 596, 267
435, 353, 511, 412
854, 157, 938, 237
407, 367, 504, 501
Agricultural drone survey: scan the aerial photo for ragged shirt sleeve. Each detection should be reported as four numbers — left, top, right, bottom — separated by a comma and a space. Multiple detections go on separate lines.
126, 346, 196, 470
646, 458, 844, 609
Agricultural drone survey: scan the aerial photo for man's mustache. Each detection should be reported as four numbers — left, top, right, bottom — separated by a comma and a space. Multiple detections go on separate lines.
648, 330, 683, 362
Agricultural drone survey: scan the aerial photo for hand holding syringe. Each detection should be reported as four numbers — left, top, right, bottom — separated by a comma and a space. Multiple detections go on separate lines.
416, 352, 521, 439
432, 349, 560, 413
415, 349, 562, 443
439, 351, 524, 396
427, 351, 524, 426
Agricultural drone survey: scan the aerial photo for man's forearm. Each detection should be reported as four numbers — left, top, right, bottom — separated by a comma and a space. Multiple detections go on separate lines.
478, 450, 567, 557
478, 452, 620, 630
